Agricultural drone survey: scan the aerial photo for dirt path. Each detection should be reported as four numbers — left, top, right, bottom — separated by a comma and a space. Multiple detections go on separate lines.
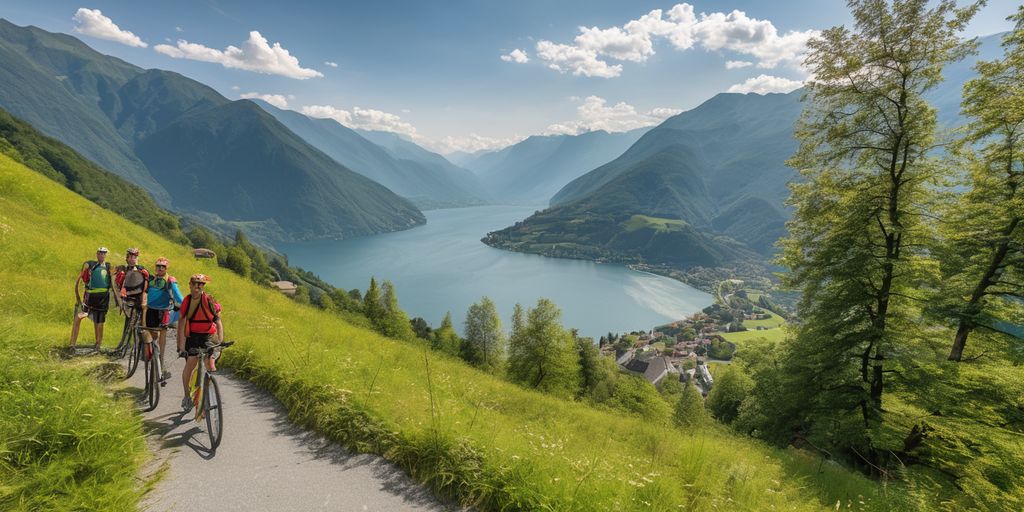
125, 345, 447, 511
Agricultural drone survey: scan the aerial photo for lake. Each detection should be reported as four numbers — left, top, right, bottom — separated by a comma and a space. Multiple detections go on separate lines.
278, 205, 713, 338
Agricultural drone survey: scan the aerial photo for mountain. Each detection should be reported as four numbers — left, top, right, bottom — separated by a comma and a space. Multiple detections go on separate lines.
0, 19, 423, 241
460, 129, 648, 204
255, 101, 487, 209
483, 91, 801, 278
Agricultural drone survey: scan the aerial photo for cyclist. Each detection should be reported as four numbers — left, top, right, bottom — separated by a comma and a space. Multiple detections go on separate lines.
145, 257, 183, 379
70, 247, 117, 351
113, 247, 150, 316
177, 273, 224, 412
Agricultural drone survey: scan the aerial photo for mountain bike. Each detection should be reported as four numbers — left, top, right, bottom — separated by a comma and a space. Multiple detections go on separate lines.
138, 326, 167, 412
117, 303, 144, 379
186, 341, 234, 451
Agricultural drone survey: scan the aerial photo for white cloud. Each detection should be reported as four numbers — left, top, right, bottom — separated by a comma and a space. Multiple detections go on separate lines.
530, 3, 817, 79
154, 31, 322, 79
240, 92, 288, 108
175, 26, 184, 33
231, 85, 240, 90
72, 8, 147, 48
725, 60, 753, 69
727, 74, 803, 94
500, 48, 529, 64
301, 104, 418, 139
543, 96, 680, 136
324, 61, 338, 68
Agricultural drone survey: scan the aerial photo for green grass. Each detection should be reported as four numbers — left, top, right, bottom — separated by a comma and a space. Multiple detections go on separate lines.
744, 315, 787, 329
0, 152, 906, 511
721, 327, 788, 344
622, 214, 687, 233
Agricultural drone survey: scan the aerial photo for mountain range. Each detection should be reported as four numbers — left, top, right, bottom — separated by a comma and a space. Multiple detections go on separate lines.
459, 129, 648, 204
0, 19, 423, 241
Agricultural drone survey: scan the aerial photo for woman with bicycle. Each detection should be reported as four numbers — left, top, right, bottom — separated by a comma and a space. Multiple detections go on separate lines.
146, 257, 183, 380
176, 273, 224, 412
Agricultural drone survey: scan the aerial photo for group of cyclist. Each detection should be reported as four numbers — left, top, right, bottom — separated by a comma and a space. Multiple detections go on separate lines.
69, 246, 225, 411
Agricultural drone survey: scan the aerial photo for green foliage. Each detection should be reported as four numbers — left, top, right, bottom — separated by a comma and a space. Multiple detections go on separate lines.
673, 383, 708, 429
0, 107, 186, 243
461, 297, 505, 372
378, 280, 416, 341
410, 317, 432, 340
575, 336, 616, 400
363, 277, 384, 325
223, 246, 252, 278
705, 366, 753, 425
506, 299, 581, 399
706, 338, 736, 360
605, 373, 673, 423
432, 312, 461, 356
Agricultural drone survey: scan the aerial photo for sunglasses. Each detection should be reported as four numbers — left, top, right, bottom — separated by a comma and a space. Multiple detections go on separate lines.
155, 265, 167, 269
190, 282, 206, 286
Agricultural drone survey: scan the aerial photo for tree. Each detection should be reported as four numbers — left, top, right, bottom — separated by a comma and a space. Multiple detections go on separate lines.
673, 382, 707, 429
705, 366, 753, 425
315, 290, 335, 311
379, 280, 415, 340
432, 312, 461, 355
223, 246, 252, 278
576, 334, 615, 400
462, 297, 505, 372
363, 277, 384, 325
410, 317, 433, 340
506, 299, 580, 398
937, 13, 1024, 361
779, 0, 979, 464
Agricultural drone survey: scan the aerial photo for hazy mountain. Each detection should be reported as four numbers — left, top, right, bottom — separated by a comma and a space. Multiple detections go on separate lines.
0, 20, 424, 241
460, 129, 648, 204
446, 149, 494, 167
255, 101, 487, 208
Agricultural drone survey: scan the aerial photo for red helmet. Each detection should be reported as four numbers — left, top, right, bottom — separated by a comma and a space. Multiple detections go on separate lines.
155, 257, 170, 266
126, 247, 140, 256
189, 273, 211, 284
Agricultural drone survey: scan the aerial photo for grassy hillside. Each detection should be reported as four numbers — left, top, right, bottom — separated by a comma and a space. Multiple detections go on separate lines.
0, 152, 905, 510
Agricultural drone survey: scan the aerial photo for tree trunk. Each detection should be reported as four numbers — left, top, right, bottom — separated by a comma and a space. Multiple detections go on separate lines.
948, 320, 973, 361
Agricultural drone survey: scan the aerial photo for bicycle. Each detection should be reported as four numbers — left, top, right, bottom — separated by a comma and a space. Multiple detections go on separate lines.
116, 302, 144, 379
138, 326, 167, 412
185, 340, 234, 451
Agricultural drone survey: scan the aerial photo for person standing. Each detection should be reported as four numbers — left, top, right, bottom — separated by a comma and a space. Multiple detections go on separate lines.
146, 257, 183, 379
69, 247, 117, 351
113, 247, 150, 315
176, 273, 224, 412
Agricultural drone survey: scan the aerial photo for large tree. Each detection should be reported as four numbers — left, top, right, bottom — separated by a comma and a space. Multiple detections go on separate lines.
780, 0, 978, 463
461, 297, 505, 373
506, 299, 580, 398
938, 9, 1024, 361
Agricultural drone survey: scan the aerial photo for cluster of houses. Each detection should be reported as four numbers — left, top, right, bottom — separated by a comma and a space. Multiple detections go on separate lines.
604, 331, 717, 395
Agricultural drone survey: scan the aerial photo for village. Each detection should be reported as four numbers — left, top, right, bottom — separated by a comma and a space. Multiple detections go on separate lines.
599, 282, 786, 396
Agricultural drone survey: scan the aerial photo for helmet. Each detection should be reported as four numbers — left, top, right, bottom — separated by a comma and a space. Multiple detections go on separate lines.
155, 257, 170, 267
126, 247, 140, 256
96, 246, 109, 253
189, 273, 211, 284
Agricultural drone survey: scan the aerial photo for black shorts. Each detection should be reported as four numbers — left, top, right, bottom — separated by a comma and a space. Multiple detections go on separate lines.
185, 333, 218, 356
145, 308, 169, 329
82, 291, 110, 324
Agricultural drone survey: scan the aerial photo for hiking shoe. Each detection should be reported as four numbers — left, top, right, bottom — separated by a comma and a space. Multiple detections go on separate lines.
160, 370, 172, 381
180, 396, 193, 412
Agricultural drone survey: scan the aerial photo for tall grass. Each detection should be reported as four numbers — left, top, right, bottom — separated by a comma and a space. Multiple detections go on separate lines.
0, 152, 909, 510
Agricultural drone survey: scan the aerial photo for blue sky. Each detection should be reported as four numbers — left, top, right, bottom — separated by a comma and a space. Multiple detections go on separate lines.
3, 1, 1018, 153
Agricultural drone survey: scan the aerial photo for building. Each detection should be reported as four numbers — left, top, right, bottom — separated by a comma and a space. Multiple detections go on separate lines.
270, 280, 298, 296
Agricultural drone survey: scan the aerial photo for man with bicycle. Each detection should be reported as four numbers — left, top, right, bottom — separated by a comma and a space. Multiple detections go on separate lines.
113, 247, 150, 317
177, 273, 224, 412
69, 246, 117, 351
146, 257, 183, 380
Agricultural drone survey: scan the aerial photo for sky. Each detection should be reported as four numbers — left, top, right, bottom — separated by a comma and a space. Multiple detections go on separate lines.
2, 1, 1018, 154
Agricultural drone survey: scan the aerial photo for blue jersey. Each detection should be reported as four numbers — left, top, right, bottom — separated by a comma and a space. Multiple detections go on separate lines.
147, 275, 183, 310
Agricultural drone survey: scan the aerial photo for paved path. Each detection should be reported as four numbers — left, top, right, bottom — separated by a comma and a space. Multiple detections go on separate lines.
125, 341, 447, 511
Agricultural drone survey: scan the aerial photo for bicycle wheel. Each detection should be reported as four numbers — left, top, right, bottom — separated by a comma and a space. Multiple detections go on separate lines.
203, 374, 224, 450
115, 311, 133, 358
124, 327, 142, 379
143, 344, 160, 411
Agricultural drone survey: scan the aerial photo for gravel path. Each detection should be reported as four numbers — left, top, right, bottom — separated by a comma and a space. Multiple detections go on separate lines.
125, 342, 447, 511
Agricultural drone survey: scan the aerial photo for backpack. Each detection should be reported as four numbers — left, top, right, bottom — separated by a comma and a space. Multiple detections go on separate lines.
82, 260, 112, 291
122, 265, 148, 296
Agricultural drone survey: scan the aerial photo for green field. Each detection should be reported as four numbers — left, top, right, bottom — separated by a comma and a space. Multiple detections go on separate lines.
743, 315, 787, 329
0, 153, 909, 511
621, 214, 687, 233
721, 327, 788, 344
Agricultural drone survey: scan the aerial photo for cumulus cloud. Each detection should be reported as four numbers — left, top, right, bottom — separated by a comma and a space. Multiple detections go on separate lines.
72, 8, 147, 48
175, 26, 184, 33
324, 61, 338, 67
154, 31, 322, 79
543, 96, 681, 136
531, 3, 817, 79
301, 104, 419, 139
725, 60, 753, 69
240, 92, 288, 108
500, 48, 529, 63
727, 74, 803, 94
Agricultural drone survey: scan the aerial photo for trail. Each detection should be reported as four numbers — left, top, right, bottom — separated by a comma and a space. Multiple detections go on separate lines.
125, 342, 447, 511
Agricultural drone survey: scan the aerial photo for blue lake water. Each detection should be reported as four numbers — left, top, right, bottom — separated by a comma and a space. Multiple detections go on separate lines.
278, 205, 713, 338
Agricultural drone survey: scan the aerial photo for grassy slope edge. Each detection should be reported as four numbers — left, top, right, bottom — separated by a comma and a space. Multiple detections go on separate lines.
0, 152, 902, 511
